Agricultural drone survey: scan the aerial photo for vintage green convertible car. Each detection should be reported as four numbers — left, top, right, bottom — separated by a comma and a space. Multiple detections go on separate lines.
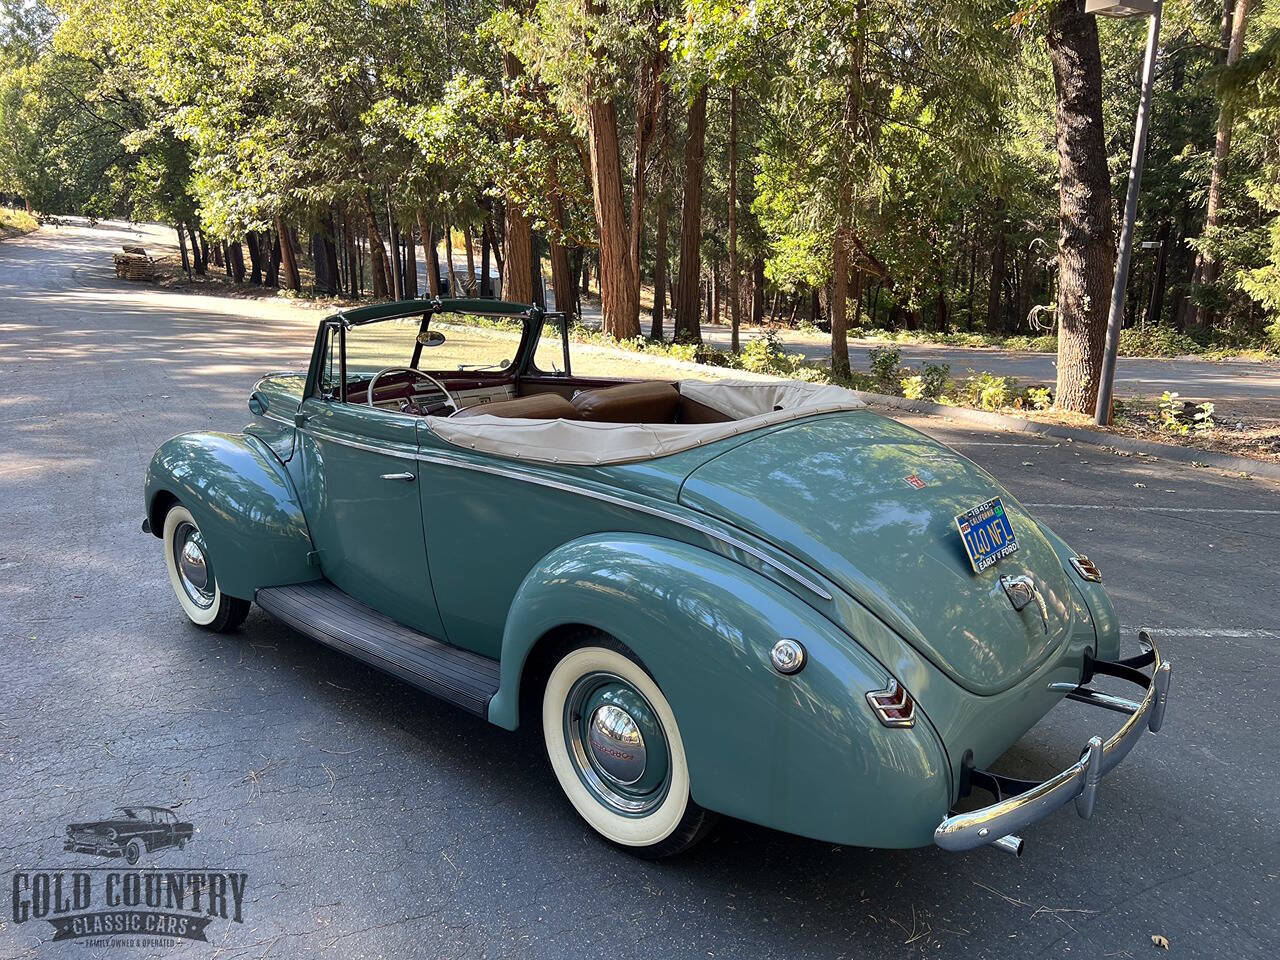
144, 297, 1171, 858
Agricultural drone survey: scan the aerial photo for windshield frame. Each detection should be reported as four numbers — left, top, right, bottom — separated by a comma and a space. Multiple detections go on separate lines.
305, 298, 561, 403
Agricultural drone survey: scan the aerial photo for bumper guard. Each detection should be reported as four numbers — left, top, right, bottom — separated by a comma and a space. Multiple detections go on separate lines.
934, 630, 1171, 856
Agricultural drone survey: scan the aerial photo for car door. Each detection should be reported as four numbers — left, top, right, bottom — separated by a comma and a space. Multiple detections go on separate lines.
293, 395, 447, 640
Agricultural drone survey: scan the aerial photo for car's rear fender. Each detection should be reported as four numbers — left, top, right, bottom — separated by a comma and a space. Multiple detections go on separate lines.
145, 432, 318, 600
492, 533, 952, 848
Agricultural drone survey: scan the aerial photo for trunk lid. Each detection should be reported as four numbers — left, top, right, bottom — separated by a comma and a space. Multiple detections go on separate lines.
678, 413, 1079, 695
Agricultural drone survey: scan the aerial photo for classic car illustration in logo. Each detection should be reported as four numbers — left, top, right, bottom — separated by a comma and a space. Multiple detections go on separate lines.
64, 806, 193, 865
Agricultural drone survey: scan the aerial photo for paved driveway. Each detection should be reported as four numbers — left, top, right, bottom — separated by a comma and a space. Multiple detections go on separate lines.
2, 222, 1278, 958
575, 309, 1280, 412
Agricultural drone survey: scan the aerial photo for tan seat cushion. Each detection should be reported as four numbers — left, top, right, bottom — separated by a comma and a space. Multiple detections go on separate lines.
570, 381, 680, 423
452, 393, 579, 420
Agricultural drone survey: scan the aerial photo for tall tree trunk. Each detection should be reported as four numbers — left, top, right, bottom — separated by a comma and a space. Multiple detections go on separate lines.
831, 215, 852, 377
503, 205, 533, 303
361, 193, 390, 298
587, 91, 641, 337
1046, 0, 1114, 413
675, 87, 708, 343
728, 86, 741, 352
386, 202, 403, 300
529, 231, 545, 307
175, 225, 191, 276
1192, 0, 1251, 329
463, 224, 477, 292
277, 216, 301, 292
245, 233, 262, 285
266, 230, 280, 288
344, 212, 360, 297
502, 42, 534, 303
417, 213, 441, 297
186, 224, 206, 275
1147, 220, 1171, 326
752, 257, 765, 325
229, 240, 246, 283
549, 192, 575, 317
405, 226, 418, 299
444, 223, 460, 295
651, 164, 669, 340
628, 52, 661, 315
987, 199, 1007, 333
480, 207, 493, 297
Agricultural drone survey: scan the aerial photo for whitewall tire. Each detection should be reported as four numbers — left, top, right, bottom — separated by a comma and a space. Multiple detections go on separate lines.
542, 637, 716, 857
162, 504, 250, 632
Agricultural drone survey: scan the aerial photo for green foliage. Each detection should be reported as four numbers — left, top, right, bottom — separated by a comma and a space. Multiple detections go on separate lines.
1026, 386, 1052, 411
901, 362, 950, 401
1118, 325, 1202, 358
1194, 401, 1216, 434
960, 372, 1016, 411
1158, 391, 1189, 434
867, 346, 902, 392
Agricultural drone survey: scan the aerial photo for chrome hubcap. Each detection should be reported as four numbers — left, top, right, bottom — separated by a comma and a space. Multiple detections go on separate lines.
173, 522, 214, 609
587, 704, 646, 785
564, 672, 671, 816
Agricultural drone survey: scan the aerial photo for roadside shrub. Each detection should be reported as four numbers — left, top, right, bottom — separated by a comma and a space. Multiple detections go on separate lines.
868, 346, 902, 392
1026, 386, 1052, 410
959, 372, 1016, 411
1119, 325, 1201, 358
901, 361, 950, 401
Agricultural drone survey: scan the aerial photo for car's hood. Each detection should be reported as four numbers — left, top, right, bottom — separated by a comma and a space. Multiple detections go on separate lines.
678, 413, 1081, 695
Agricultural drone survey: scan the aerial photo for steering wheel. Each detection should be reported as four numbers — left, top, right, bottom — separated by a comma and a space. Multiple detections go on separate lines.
366, 367, 458, 415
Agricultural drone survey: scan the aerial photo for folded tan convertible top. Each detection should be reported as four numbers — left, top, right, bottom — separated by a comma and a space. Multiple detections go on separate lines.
425, 380, 865, 465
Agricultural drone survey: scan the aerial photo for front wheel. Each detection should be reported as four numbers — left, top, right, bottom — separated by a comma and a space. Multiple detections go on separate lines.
124, 839, 144, 866
542, 636, 716, 858
162, 504, 250, 632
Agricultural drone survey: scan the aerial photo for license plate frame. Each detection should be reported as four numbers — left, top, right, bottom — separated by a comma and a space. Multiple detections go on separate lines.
954, 496, 1019, 573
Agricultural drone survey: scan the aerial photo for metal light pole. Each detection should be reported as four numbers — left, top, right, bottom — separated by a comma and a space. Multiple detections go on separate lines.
1091, 0, 1163, 426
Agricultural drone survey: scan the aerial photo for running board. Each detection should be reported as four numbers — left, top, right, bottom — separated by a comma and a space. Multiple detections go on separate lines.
255, 580, 499, 717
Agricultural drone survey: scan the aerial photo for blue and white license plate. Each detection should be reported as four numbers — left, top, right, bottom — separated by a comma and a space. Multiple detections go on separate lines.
955, 496, 1019, 573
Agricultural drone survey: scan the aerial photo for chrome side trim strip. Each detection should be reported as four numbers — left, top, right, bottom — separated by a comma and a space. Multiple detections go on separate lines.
261, 412, 295, 429
417, 452, 834, 602
301, 426, 418, 461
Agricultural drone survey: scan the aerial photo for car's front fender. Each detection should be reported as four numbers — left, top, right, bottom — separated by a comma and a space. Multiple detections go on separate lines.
492, 533, 952, 848
145, 432, 317, 600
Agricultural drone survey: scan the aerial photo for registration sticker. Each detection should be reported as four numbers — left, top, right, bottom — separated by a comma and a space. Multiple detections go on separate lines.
955, 496, 1019, 573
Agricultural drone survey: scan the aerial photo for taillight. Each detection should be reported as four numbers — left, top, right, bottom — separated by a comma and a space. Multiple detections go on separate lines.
866, 680, 916, 728
1071, 555, 1102, 582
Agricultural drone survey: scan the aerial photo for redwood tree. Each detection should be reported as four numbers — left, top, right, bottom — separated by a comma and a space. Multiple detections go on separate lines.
1046, 0, 1114, 414
675, 86, 708, 342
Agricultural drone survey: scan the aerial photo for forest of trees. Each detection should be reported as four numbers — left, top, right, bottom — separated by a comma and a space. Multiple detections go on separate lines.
2, 0, 1279, 413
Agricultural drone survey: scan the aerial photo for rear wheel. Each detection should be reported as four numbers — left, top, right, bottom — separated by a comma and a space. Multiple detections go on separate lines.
162, 504, 250, 632
542, 635, 716, 858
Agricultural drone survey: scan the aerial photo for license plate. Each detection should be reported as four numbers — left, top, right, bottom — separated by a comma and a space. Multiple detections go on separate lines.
955, 496, 1019, 573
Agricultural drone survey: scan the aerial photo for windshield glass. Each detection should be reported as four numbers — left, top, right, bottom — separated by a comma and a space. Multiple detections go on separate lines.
339, 312, 526, 381
115, 808, 140, 820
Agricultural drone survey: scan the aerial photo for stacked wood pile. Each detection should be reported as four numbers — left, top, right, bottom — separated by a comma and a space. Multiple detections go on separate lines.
113, 246, 156, 281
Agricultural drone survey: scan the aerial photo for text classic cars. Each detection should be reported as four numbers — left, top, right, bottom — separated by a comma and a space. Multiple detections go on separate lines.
143, 297, 1172, 858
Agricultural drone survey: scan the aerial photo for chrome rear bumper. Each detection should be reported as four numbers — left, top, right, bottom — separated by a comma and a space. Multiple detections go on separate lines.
934, 630, 1171, 855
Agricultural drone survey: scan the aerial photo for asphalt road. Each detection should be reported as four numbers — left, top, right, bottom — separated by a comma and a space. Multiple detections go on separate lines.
2, 222, 1279, 959
575, 308, 1280, 414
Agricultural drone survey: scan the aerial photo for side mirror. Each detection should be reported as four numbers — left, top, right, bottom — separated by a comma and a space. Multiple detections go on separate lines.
417, 330, 446, 347
248, 391, 268, 416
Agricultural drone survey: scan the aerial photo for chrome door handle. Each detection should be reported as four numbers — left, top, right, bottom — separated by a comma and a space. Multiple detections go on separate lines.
380, 472, 415, 482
